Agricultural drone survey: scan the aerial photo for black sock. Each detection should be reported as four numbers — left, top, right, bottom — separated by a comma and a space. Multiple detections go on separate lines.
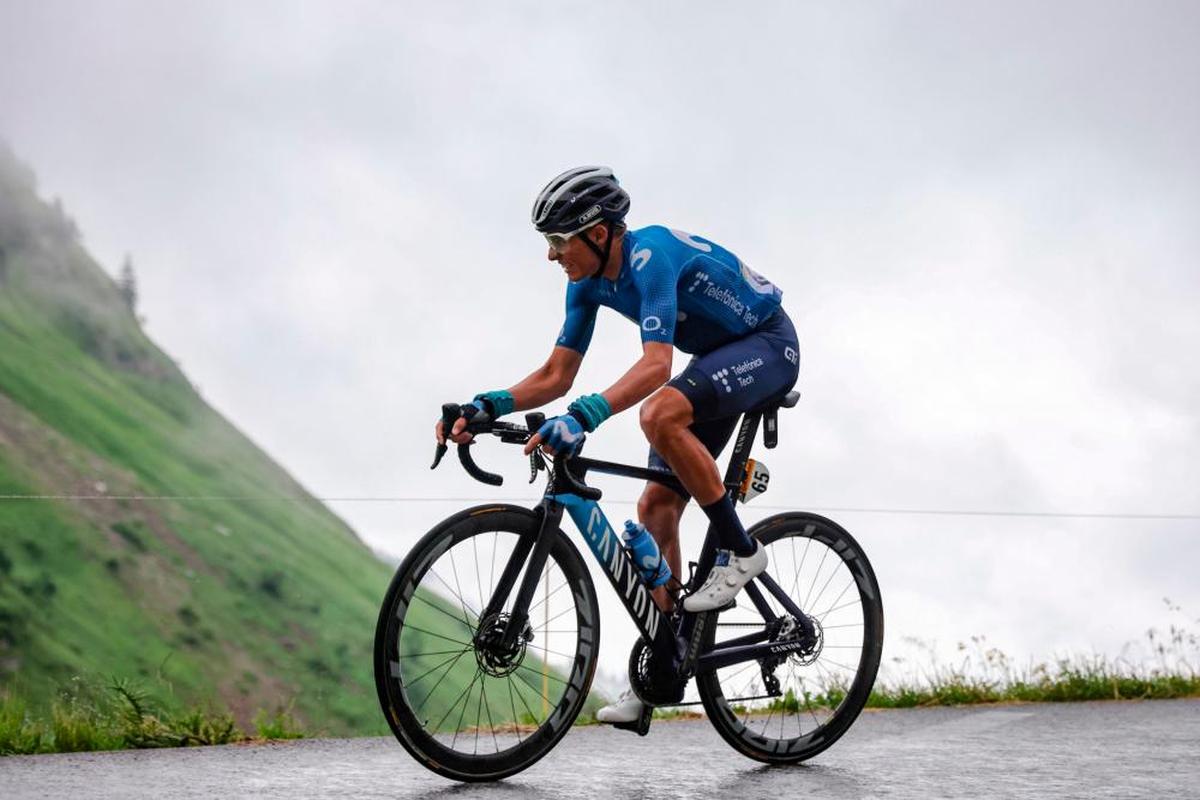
700, 495, 756, 557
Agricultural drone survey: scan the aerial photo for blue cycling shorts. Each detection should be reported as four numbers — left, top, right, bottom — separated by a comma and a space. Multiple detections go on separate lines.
647, 308, 800, 496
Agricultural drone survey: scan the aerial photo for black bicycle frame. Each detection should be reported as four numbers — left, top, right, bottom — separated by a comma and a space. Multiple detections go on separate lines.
478, 404, 815, 689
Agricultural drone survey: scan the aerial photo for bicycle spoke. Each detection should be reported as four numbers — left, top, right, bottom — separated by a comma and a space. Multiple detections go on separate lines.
800, 674, 824, 727
792, 535, 813, 606
506, 677, 523, 743
814, 577, 855, 621
481, 679, 499, 753
527, 642, 578, 662
411, 592, 479, 633
448, 549, 474, 630
513, 660, 569, 687
760, 692, 777, 737
473, 678, 485, 754
428, 566, 481, 625
806, 560, 841, 616
719, 660, 759, 684
413, 648, 472, 715
527, 578, 570, 617
399, 647, 473, 660
440, 668, 482, 740
488, 530, 499, 605
542, 603, 576, 627
818, 597, 862, 620
473, 534, 485, 616
507, 673, 544, 726
397, 651, 467, 692
819, 656, 858, 673
802, 547, 830, 611
400, 622, 471, 648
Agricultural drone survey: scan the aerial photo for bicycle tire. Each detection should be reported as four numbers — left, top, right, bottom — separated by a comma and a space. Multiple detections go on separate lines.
374, 504, 599, 782
696, 511, 883, 764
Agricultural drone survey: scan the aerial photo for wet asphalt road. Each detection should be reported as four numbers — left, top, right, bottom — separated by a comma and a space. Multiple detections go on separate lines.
2, 700, 1197, 799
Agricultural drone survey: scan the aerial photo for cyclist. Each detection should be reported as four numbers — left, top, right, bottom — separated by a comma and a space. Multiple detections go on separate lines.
435, 165, 800, 725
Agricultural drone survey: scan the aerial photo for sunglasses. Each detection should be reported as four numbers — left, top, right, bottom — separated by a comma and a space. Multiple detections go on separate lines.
544, 221, 602, 253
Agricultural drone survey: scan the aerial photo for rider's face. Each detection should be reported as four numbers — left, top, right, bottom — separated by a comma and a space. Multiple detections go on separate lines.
547, 224, 605, 281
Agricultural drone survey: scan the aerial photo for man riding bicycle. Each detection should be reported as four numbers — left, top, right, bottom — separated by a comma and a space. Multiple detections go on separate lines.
435, 165, 800, 726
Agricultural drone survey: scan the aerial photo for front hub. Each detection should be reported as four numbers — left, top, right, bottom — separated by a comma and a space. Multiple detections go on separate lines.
473, 612, 531, 678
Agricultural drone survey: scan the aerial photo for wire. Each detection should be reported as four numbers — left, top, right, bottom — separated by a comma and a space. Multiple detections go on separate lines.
0, 494, 1197, 520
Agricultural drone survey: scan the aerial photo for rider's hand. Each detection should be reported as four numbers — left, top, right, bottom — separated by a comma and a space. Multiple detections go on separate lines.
523, 413, 586, 457
435, 402, 488, 446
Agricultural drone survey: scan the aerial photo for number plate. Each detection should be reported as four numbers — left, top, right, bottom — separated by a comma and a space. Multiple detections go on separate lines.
738, 459, 770, 503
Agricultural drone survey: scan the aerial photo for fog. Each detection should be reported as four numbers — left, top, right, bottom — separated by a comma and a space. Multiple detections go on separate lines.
2, 1, 1197, 684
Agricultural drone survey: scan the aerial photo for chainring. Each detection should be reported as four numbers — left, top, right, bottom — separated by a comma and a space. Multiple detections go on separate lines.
628, 638, 685, 706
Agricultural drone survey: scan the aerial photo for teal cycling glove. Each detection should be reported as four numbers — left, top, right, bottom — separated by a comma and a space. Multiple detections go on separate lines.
473, 390, 515, 418
566, 393, 611, 432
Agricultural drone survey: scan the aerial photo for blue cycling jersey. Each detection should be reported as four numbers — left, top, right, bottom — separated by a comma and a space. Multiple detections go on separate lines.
556, 225, 783, 356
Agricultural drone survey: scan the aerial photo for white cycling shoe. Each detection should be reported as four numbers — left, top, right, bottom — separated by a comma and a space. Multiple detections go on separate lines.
682, 543, 768, 613
595, 688, 644, 724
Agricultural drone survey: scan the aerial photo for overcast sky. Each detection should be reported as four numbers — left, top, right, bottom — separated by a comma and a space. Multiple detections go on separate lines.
2, 1, 1198, 682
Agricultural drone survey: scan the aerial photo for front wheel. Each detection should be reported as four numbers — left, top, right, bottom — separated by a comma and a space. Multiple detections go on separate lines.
696, 512, 884, 764
374, 504, 600, 782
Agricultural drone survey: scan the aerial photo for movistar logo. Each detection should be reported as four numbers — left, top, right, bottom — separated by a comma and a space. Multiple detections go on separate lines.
669, 229, 713, 252
631, 246, 651, 271
550, 420, 583, 443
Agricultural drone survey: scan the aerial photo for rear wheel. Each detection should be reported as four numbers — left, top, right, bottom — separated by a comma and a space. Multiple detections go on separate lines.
697, 512, 883, 763
374, 505, 599, 782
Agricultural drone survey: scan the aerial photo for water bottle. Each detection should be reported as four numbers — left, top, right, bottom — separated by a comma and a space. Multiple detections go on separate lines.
622, 520, 671, 588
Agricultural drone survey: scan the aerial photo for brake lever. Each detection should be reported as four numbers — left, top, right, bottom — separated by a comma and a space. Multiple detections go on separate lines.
431, 403, 461, 470
529, 450, 546, 484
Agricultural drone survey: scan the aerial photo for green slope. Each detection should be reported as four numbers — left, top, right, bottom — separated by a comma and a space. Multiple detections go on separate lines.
0, 145, 429, 735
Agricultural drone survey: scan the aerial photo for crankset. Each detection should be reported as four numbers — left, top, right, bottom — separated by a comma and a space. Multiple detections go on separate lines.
627, 638, 686, 707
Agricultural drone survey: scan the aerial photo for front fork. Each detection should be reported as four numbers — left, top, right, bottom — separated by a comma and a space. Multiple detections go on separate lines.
476, 501, 563, 654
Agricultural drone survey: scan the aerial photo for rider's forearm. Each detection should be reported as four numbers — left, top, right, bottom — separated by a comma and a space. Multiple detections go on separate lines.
506, 366, 571, 411
599, 354, 672, 415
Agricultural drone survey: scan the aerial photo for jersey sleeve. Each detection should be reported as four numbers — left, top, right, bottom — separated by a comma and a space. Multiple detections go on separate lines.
556, 281, 598, 355
630, 242, 678, 346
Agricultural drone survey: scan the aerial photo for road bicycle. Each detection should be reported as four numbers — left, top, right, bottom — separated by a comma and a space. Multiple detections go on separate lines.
374, 392, 883, 782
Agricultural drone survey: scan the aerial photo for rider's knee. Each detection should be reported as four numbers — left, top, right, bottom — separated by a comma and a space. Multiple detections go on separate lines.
639, 389, 690, 443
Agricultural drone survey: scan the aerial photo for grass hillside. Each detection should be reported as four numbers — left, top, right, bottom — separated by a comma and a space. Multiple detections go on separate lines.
0, 144, 399, 734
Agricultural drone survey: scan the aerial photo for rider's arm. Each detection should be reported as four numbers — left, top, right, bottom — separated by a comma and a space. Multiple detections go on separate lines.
505, 346, 584, 410
595, 247, 678, 414
596, 341, 673, 415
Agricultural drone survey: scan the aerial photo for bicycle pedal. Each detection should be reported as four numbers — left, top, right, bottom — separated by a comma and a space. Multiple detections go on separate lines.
611, 704, 653, 737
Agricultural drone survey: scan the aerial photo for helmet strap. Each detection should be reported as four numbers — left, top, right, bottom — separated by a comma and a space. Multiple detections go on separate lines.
582, 225, 614, 280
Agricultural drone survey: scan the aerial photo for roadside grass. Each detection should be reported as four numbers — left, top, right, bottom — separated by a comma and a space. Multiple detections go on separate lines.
0, 678, 307, 756
865, 605, 1199, 708
745, 604, 1200, 715
865, 648, 1200, 708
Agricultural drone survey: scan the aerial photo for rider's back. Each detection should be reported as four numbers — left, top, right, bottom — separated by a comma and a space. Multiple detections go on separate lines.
558, 225, 785, 356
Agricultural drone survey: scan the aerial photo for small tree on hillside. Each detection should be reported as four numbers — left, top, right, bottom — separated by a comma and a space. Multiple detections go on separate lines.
118, 253, 138, 313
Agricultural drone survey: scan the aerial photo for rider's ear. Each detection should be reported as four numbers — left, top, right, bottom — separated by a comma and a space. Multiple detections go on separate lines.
588, 223, 609, 245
